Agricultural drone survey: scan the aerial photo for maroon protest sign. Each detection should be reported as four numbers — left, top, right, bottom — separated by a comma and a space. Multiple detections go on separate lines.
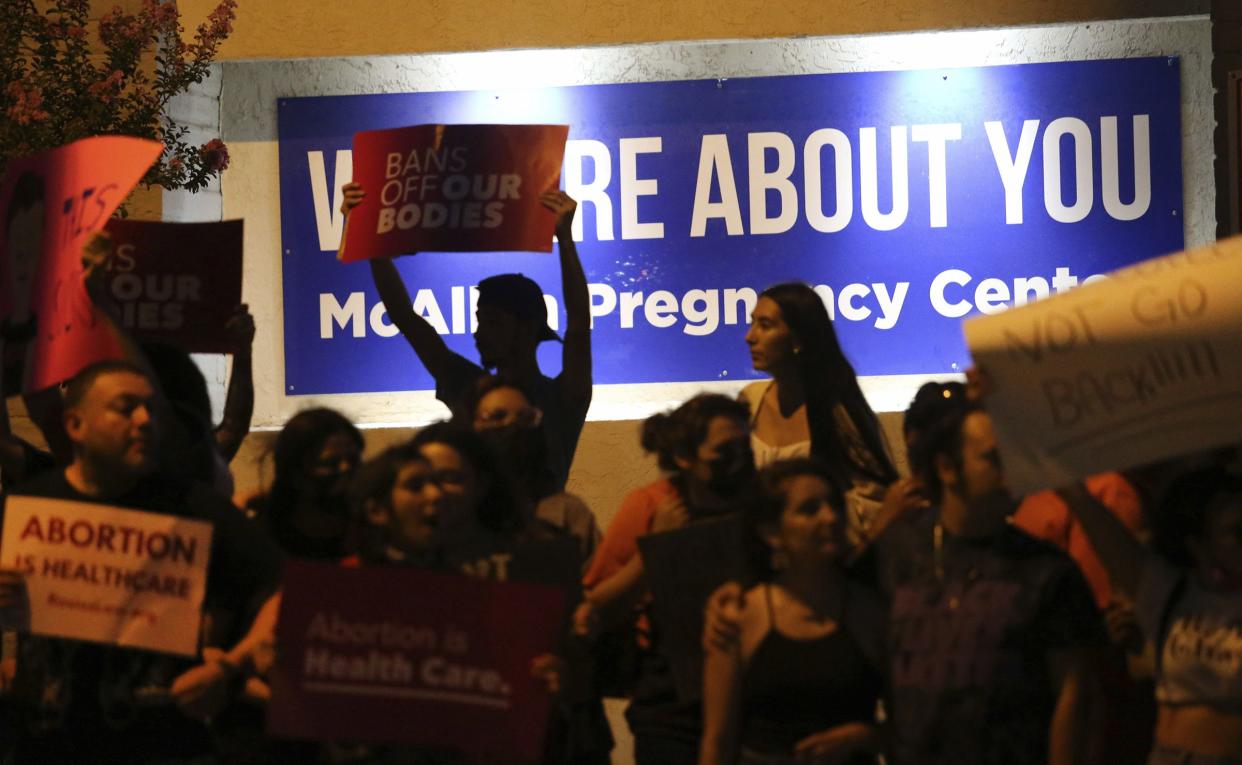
0, 137, 161, 391
101, 219, 244, 353
340, 123, 568, 263
268, 560, 567, 759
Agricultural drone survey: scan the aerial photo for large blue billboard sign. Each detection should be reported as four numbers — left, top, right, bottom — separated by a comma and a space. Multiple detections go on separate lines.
276, 58, 1182, 396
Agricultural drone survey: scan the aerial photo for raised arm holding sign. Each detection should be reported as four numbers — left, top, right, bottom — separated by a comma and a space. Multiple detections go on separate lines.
100, 219, 245, 354
342, 152, 592, 489
0, 137, 163, 393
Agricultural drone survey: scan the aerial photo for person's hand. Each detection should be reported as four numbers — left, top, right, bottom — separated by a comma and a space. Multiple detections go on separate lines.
169, 647, 236, 719
249, 630, 276, 677
340, 182, 366, 216
530, 653, 565, 695
240, 676, 271, 705
223, 304, 256, 353
792, 722, 876, 763
572, 600, 600, 640
1104, 599, 1144, 655
870, 476, 930, 542
80, 231, 114, 301
651, 495, 690, 533
702, 581, 744, 653
539, 189, 577, 238
0, 568, 30, 632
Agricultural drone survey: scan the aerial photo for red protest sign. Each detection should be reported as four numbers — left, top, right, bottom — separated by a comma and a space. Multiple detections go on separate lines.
269, 560, 567, 759
0, 136, 162, 392
340, 123, 569, 263
101, 219, 244, 354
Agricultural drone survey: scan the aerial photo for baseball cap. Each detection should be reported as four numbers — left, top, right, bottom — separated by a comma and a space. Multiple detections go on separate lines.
475, 273, 560, 343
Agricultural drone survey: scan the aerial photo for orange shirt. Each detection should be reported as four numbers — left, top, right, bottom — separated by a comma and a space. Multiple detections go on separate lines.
1012, 473, 1145, 609
583, 477, 679, 590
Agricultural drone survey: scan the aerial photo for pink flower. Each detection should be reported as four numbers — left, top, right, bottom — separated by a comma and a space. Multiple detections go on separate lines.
142, 0, 178, 26
6, 83, 50, 126
199, 138, 229, 172
87, 70, 124, 103
66, 25, 88, 40
167, 156, 185, 173
98, 6, 126, 43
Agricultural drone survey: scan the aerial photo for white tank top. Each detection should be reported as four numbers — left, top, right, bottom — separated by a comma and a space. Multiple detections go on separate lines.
741, 381, 812, 468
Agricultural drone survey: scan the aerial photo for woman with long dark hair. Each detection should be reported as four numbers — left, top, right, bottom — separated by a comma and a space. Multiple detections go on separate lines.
742, 282, 897, 545
243, 407, 364, 560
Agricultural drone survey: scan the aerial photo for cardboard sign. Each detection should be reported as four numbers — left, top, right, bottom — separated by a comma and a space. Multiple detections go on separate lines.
101, 219, 244, 353
269, 560, 567, 758
0, 496, 213, 657
637, 513, 747, 701
964, 237, 1242, 494
340, 123, 569, 262
0, 136, 162, 391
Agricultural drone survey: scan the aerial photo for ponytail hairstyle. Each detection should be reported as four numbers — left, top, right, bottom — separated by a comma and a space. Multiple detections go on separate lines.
908, 401, 981, 504
640, 393, 751, 473
759, 283, 897, 486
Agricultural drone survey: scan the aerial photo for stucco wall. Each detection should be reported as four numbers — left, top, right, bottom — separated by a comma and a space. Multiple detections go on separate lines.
181, 0, 1207, 60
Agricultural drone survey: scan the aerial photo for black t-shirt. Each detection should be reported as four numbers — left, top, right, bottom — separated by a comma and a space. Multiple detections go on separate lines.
3, 469, 284, 763
245, 493, 351, 562
875, 511, 1104, 765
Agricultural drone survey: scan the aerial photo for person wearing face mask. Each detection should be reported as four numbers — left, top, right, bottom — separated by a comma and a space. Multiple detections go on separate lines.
741, 283, 897, 550
241, 408, 364, 561
1057, 461, 1242, 765
581, 393, 756, 765
466, 374, 600, 569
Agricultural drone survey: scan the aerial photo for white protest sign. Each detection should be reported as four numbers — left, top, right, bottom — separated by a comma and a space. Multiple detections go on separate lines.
964, 237, 1242, 495
0, 496, 213, 656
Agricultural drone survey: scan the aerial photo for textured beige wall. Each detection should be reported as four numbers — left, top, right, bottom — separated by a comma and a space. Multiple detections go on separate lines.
182, 0, 1207, 61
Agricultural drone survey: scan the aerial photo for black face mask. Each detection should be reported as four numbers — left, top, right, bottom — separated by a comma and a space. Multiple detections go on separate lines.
478, 425, 536, 469
704, 441, 756, 495
302, 471, 353, 515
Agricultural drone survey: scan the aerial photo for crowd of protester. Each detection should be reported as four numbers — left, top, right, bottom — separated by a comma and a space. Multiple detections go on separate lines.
0, 169, 1235, 765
